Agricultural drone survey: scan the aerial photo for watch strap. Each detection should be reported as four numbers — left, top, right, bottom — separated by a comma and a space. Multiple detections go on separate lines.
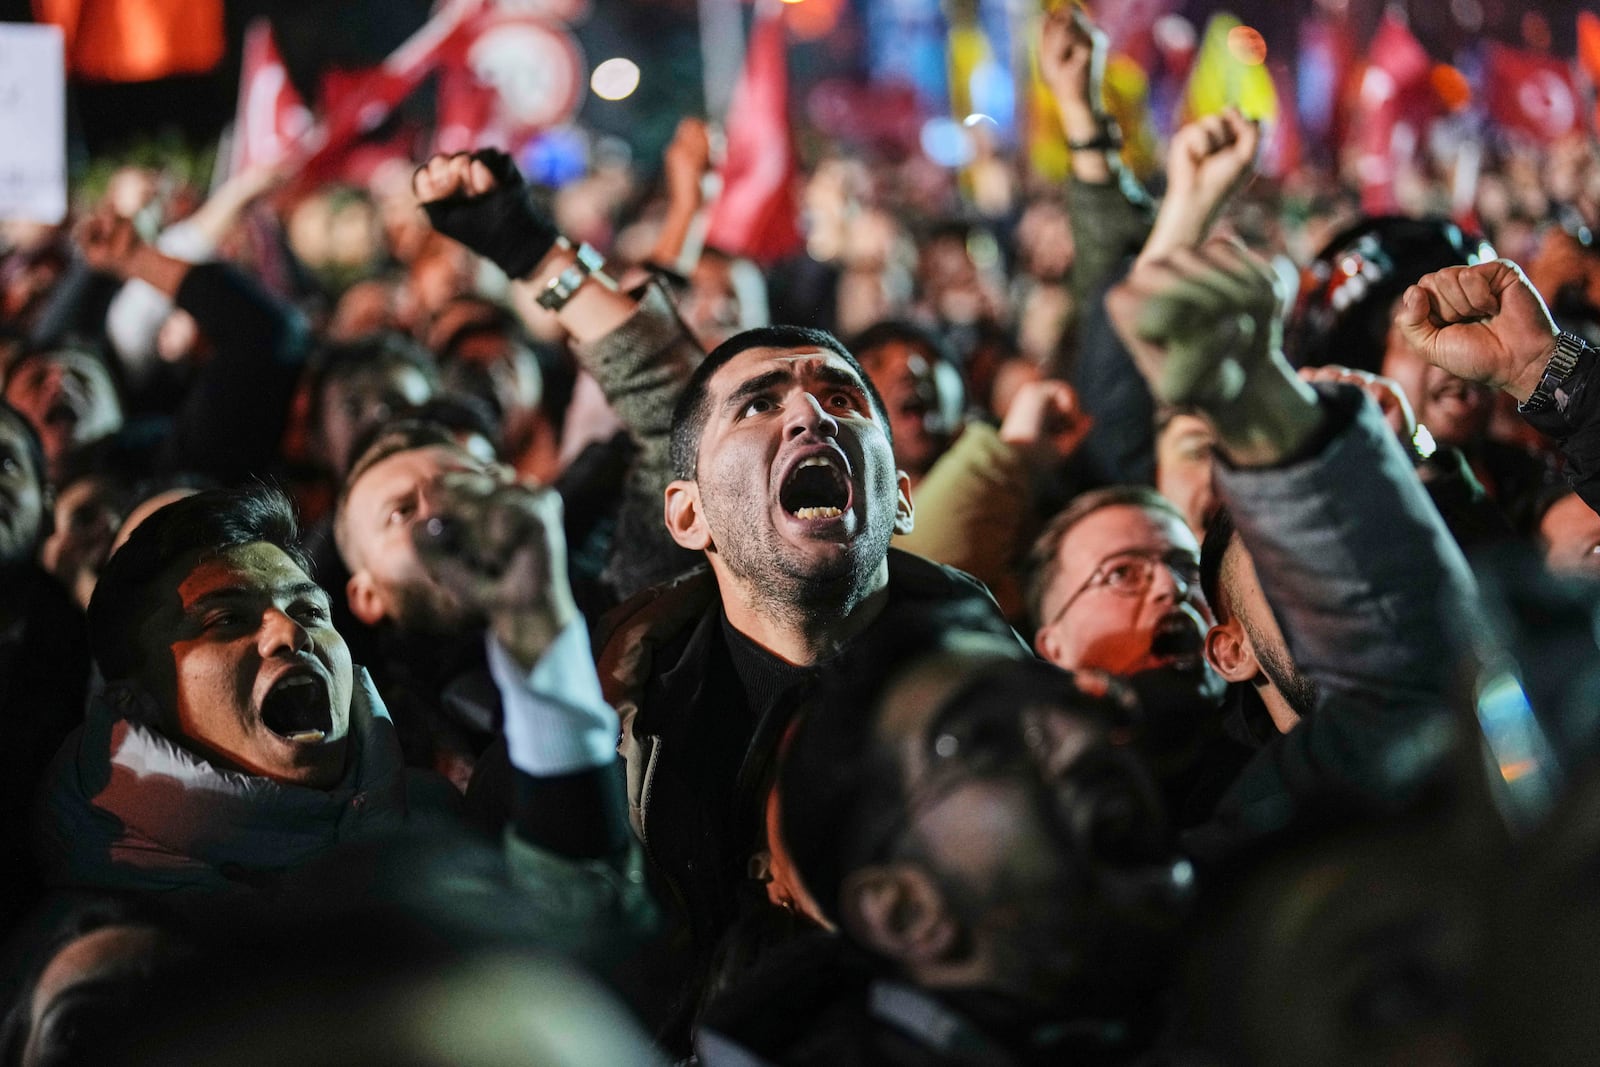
1518, 331, 1586, 414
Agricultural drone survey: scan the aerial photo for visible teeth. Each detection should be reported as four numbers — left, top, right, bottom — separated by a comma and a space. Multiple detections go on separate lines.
285, 729, 326, 744
799, 456, 834, 470
794, 506, 843, 519
277, 675, 316, 689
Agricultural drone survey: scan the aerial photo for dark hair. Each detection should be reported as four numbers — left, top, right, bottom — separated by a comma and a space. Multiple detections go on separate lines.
849, 319, 956, 369
304, 332, 439, 428
88, 484, 308, 682
668, 325, 892, 480
1025, 486, 1190, 630
1200, 505, 1238, 624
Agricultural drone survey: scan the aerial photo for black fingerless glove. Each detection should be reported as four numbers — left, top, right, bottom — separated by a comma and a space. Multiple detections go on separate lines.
421, 149, 560, 279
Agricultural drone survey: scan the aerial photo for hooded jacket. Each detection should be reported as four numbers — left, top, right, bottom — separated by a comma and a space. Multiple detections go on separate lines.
33, 667, 421, 896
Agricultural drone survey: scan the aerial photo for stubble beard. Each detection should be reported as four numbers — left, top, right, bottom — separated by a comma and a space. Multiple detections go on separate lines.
707, 488, 895, 629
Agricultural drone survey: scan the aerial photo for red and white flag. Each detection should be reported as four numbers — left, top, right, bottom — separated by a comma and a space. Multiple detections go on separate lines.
1349, 12, 1432, 215
705, 1, 804, 264
229, 20, 313, 177
1484, 44, 1581, 144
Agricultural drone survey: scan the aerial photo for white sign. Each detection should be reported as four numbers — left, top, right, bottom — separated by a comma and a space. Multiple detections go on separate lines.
0, 24, 66, 224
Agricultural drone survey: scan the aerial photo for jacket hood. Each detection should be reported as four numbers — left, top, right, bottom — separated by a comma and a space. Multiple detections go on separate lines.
34, 667, 410, 895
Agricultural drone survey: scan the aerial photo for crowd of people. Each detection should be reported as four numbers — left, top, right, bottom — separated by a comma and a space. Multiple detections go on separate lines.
3, 6, 1600, 1064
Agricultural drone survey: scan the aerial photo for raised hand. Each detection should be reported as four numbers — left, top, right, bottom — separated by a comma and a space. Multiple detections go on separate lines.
412, 470, 577, 670
663, 117, 713, 208
412, 148, 559, 279
1394, 260, 1560, 405
1107, 239, 1322, 466
1139, 109, 1260, 265
999, 378, 1095, 467
74, 207, 144, 277
1039, 6, 1107, 133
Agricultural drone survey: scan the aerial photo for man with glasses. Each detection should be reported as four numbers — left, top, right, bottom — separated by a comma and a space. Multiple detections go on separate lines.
1025, 485, 1236, 825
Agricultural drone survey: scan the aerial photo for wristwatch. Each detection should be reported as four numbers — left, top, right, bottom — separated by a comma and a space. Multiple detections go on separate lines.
1518, 331, 1587, 414
536, 241, 605, 312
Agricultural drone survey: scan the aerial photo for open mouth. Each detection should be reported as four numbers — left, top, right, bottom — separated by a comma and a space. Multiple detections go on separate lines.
779, 453, 852, 521
259, 672, 333, 744
44, 399, 80, 429
1149, 612, 1204, 666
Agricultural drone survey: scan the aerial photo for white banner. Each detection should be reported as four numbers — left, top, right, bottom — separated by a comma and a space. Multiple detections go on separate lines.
0, 23, 67, 225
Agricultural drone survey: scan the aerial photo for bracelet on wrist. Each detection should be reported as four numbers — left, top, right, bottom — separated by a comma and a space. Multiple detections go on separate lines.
1067, 117, 1122, 153
1518, 331, 1587, 414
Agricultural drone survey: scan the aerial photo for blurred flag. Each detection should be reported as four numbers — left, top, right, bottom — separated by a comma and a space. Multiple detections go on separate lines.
1091, 0, 1177, 72
1297, 16, 1353, 163
705, 1, 804, 264
1259, 61, 1301, 179
229, 20, 313, 177
1183, 14, 1278, 124
1484, 43, 1581, 144
947, 17, 996, 122
1580, 12, 1600, 134
1348, 12, 1432, 214
33, 0, 223, 82
294, 0, 484, 182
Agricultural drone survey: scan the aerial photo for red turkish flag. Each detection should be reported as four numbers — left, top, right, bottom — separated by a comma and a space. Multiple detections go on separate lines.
1485, 44, 1581, 144
229, 20, 313, 177
1349, 13, 1432, 214
705, 1, 805, 265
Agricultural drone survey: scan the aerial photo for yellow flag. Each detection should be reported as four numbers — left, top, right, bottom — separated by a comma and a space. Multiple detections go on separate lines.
1184, 13, 1279, 122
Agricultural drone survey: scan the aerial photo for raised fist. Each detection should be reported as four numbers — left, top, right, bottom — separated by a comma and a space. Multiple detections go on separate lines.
412, 148, 559, 280
1107, 238, 1287, 410
1394, 260, 1561, 405
74, 207, 144, 278
412, 469, 576, 667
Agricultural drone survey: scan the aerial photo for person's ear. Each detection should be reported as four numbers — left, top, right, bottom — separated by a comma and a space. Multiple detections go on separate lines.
346, 570, 387, 627
664, 480, 712, 552
838, 864, 959, 966
893, 469, 915, 536
1204, 618, 1258, 683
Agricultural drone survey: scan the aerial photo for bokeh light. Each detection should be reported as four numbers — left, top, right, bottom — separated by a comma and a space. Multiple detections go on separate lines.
590, 58, 640, 101
1226, 26, 1267, 66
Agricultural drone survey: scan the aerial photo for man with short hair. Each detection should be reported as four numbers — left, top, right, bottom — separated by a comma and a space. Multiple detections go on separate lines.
412, 155, 1019, 1025
34, 483, 650, 959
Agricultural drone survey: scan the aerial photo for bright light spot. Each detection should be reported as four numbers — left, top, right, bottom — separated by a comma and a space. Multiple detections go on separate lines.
591, 58, 640, 101
779, 0, 806, 5
963, 113, 997, 128
1153, 14, 1196, 54
920, 117, 974, 168
1226, 25, 1267, 66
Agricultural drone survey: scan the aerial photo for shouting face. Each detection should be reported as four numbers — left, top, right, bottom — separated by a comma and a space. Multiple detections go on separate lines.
667, 346, 913, 612
135, 542, 353, 788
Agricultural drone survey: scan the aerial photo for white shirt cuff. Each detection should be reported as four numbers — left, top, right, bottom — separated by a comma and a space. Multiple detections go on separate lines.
486, 620, 619, 777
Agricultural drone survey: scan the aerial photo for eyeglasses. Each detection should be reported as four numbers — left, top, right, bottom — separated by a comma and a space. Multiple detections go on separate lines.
1043, 548, 1203, 630
859, 664, 1165, 872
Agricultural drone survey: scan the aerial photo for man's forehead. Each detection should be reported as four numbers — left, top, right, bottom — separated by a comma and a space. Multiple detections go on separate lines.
174, 542, 320, 606
1058, 504, 1196, 569
352, 444, 478, 500
708, 346, 862, 394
